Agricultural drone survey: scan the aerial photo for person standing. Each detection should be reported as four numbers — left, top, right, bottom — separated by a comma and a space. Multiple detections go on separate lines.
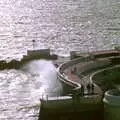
81, 84, 84, 96
87, 83, 91, 95
91, 83, 94, 94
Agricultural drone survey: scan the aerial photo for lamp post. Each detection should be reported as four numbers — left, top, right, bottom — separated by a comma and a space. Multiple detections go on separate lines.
32, 40, 36, 49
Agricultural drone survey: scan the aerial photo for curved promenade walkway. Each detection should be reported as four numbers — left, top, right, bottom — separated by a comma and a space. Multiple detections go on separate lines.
58, 50, 120, 97
39, 50, 120, 120
62, 60, 102, 95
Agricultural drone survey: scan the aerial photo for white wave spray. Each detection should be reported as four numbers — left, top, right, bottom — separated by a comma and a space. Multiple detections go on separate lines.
22, 59, 63, 100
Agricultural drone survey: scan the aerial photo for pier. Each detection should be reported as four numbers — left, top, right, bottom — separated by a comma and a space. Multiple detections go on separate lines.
39, 50, 120, 120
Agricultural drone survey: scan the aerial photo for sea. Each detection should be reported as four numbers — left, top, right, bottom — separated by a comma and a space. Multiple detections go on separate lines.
0, 0, 120, 119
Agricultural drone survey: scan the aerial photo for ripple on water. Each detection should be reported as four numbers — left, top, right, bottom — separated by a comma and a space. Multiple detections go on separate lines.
0, 60, 63, 120
0, 0, 119, 119
0, 69, 39, 120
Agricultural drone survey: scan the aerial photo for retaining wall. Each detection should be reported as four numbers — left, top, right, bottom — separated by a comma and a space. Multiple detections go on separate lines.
103, 89, 120, 120
40, 50, 120, 120
39, 95, 103, 120
90, 65, 120, 92
0, 49, 58, 70
57, 54, 112, 93
57, 56, 91, 94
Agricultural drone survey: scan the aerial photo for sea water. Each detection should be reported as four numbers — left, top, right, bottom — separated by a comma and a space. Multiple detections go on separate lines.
0, 0, 120, 119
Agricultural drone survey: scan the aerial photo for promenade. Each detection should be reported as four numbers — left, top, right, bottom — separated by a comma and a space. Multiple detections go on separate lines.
63, 60, 102, 95
61, 50, 120, 96
39, 50, 120, 120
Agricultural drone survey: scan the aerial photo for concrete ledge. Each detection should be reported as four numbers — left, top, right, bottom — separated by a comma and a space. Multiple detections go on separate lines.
40, 94, 102, 112
90, 65, 120, 92
103, 89, 120, 120
39, 94, 103, 120
103, 89, 120, 106
57, 56, 91, 92
0, 49, 58, 70
70, 50, 120, 59
39, 50, 120, 120
57, 50, 120, 97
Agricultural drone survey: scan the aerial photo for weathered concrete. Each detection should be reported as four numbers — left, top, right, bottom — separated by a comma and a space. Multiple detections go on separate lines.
0, 49, 58, 70
70, 50, 120, 60
39, 95, 103, 120
39, 50, 120, 120
91, 65, 120, 92
103, 89, 120, 120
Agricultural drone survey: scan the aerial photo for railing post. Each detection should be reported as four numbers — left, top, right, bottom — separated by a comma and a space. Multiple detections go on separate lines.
46, 95, 48, 101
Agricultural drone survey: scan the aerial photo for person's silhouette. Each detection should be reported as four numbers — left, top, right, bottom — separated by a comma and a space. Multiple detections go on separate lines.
87, 83, 91, 95
91, 84, 94, 94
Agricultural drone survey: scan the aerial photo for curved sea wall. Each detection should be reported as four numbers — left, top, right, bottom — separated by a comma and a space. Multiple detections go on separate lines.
57, 50, 119, 94
90, 65, 120, 92
57, 56, 91, 94
40, 50, 120, 120
103, 89, 120, 120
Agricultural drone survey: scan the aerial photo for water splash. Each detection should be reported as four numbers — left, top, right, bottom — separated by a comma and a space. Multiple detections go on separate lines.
22, 59, 63, 98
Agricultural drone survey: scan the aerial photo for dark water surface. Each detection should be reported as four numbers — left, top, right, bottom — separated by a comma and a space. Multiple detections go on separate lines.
0, 0, 120, 119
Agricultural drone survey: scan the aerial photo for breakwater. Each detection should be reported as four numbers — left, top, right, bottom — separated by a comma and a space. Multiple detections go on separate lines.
0, 48, 61, 120
0, 49, 58, 70
39, 50, 120, 120
0, 49, 120, 120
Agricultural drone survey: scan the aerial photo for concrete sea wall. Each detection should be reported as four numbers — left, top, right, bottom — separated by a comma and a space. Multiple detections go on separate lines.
39, 95, 103, 120
57, 56, 91, 94
0, 49, 58, 70
103, 89, 120, 120
91, 65, 120, 91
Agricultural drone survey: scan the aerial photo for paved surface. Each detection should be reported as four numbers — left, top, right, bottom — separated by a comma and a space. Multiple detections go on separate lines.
63, 60, 102, 95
